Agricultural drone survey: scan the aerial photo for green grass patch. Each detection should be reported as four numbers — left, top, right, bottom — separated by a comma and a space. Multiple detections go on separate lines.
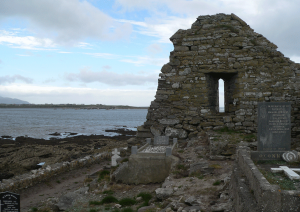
213, 180, 221, 186
214, 126, 240, 134
103, 190, 114, 195
176, 164, 187, 170
137, 192, 152, 202
56, 180, 61, 184
31, 208, 38, 212
259, 168, 298, 190
89, 209, 98, 212
121, 208, 134, 212
89, 201, 102, 205
119, 198, 136, 206
98, 170, 110, 182
101, 195, 118, 204
242, 134, 256, 142
178, 150, 184, 153
121, 158, 129, 163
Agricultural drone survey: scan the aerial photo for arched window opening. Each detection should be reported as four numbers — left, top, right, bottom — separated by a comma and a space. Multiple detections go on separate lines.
219, 79, 225, 113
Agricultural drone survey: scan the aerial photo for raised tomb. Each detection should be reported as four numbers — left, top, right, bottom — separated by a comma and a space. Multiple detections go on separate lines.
137, 13, 300, 144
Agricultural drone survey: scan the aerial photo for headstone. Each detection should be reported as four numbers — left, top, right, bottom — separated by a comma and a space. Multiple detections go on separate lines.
0, 191, 20, 212
166, 147, 172, 156
251, 102, 291, 160
173, 138, 178, 144
111, 148, 120, 166
271, 166, 300, 180
154, 136, 169, 146
146, 138, 151, 144
131, 146, 137, 155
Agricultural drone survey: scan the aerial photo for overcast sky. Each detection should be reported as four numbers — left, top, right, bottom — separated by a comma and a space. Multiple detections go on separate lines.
0, 0, 299, 106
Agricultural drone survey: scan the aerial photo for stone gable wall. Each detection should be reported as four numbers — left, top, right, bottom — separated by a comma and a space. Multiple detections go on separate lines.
137, 13, 300, 144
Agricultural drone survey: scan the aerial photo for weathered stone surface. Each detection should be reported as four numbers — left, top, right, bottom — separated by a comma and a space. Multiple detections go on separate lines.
155, 188, 174, 200
165, 127, 187, 138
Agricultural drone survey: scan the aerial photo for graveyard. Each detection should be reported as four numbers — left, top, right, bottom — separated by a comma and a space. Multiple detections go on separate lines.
2, 13, 300, 212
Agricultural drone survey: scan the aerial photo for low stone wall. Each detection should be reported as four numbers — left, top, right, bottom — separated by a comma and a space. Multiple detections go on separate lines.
230, 147, 300, 211
0, 152, 111, 192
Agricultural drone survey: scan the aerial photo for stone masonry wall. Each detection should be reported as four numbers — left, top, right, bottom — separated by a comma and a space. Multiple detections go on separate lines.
137, 13, 300, 145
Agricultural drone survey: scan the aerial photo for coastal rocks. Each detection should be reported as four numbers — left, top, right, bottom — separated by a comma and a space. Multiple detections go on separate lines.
155, 187, 174, 200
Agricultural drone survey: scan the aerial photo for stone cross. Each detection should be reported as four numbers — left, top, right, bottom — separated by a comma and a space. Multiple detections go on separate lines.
271, 166, 300, 180
111, 148, 120, 167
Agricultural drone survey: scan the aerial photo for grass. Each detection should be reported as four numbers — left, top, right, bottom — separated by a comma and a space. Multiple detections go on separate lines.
89, 201, 102, 205
119, 198, 136, 206
242, 134, 256, 142
137, 192, 152, 202
121, 158, 129, 163
103, 190, 114, 195
89, 209, 98, 212
31, 208, 38, 212
98, 170, 110, 182
213, 180, 221, 186
214, 126, 240, 134
101, 195, 118, 204
56, 180, 61, 184
178, 150, 184, 153
189, 171, 204, 179
259, 168, 298, 190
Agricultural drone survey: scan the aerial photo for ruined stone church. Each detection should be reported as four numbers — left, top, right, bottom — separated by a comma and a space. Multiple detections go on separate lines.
137, 13, 300, 144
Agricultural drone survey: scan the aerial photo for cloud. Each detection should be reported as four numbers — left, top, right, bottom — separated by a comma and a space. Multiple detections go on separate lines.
0, 30, 57, 50
0, 75, 33, 84
120, 56, 168, 66
0, 84, 156, 106
115, 0, 300, 58
0, 0, 133, 46
117, 17, 194, 43
147, 43, 162, 55
64, 67, 158, 86
85, 52, 167, 66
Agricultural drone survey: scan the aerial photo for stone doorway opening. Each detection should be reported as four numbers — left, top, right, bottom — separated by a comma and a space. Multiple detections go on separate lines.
205, 72, 238, 113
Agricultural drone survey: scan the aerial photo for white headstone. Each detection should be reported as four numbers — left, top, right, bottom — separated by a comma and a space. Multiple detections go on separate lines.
282, 151, 299, 162
111, 148, 120, 167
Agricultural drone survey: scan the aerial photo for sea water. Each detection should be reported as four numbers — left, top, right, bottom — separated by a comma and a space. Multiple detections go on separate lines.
0, 108, 147, 139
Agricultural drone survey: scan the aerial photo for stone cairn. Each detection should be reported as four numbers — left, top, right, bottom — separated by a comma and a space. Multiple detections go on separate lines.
136, 13, 300, 146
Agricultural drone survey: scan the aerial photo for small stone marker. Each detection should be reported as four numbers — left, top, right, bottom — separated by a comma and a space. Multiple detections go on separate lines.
111, 148, 120, 167
251, 102, 291, 160
166, 147, 172, 156
146, 138, 151, 144
173, 138, 178, 144
282, 151, 299, 162
131, 146, 137, 155
154, 136, 169, 146
0, 191, 20, 212
271, 166, 300, 180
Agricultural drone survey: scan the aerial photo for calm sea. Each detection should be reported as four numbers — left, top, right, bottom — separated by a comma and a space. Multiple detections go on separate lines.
0, 108, 148, 139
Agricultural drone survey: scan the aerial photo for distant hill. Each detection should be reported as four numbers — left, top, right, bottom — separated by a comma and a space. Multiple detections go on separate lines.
0, 96, 30, 104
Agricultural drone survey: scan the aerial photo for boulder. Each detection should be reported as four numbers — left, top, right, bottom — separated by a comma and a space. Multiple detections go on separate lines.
155, 188, 174, 200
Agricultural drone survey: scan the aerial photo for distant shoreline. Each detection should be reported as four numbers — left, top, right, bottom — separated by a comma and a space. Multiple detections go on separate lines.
0, 104, 148, 109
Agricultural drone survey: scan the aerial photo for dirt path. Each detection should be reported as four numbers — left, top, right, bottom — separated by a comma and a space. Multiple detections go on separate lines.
19, 161, 110, 211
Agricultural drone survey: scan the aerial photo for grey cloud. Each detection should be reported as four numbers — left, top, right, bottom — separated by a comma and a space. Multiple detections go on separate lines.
0, 0, 132, 46
0, 75, 33, 84
64, 68, 157, 86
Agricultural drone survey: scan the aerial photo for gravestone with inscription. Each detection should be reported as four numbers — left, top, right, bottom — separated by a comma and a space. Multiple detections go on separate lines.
0, 191, 20, 212
251, 102, 291, 160
154, 136, 169, 146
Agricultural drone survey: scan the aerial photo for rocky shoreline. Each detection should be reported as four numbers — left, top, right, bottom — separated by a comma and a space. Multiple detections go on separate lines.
0, 128, 135, 181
